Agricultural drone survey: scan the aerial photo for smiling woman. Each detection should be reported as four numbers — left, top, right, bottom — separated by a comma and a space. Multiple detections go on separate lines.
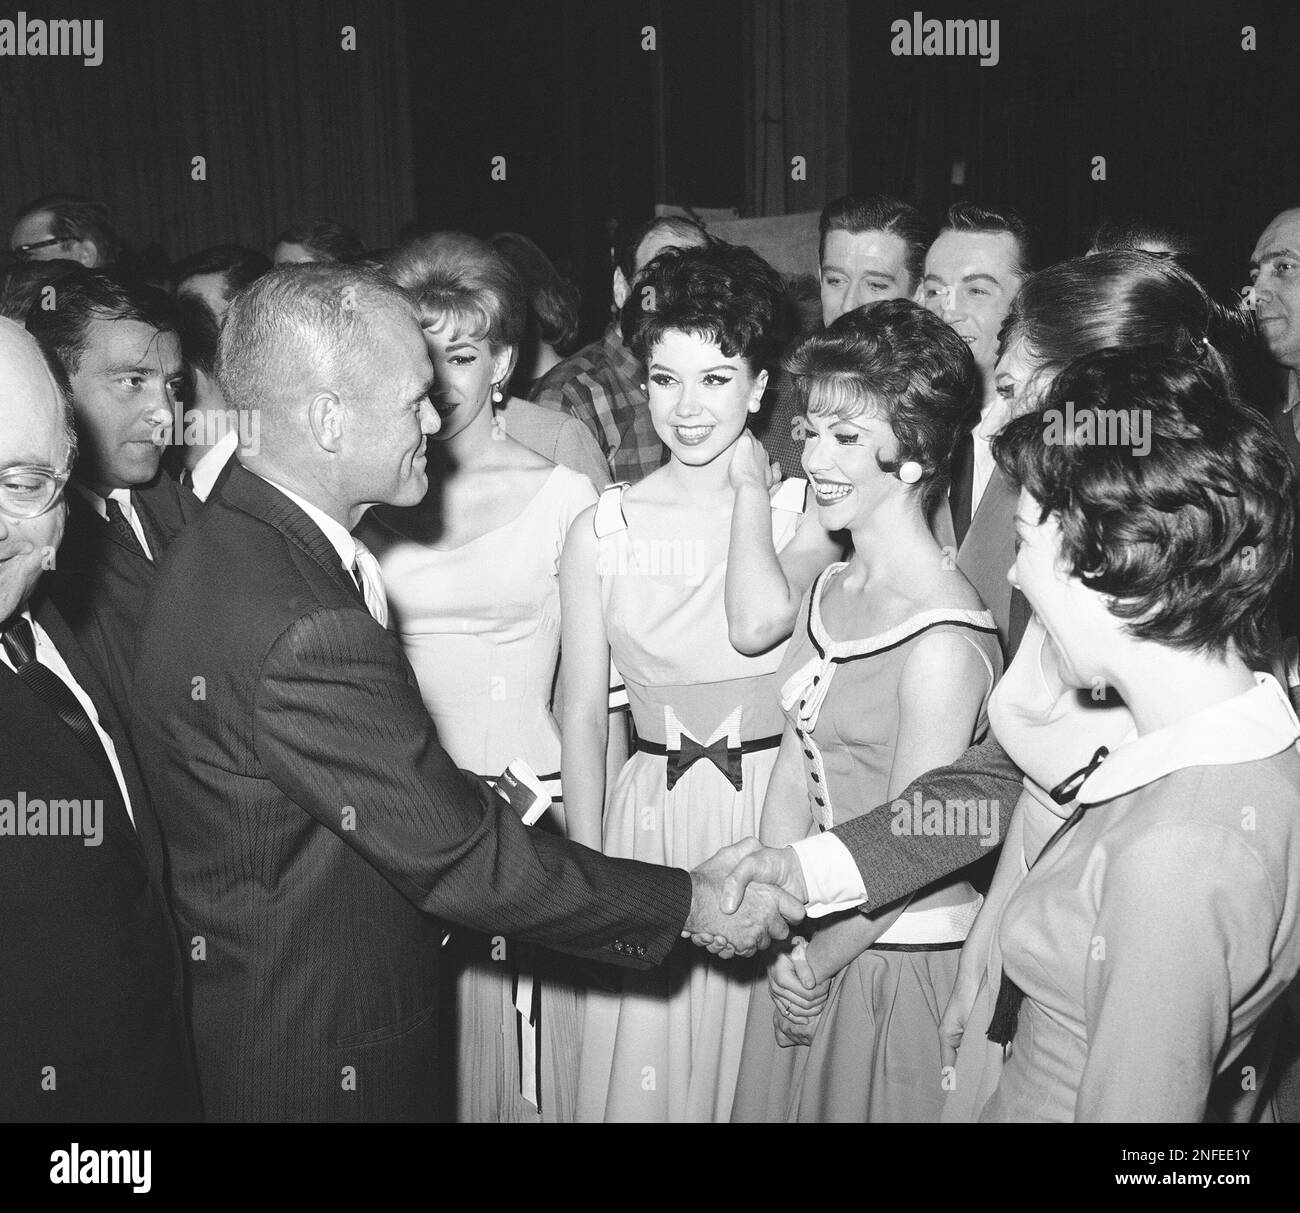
562, 241, 812, 1122
362, 231, 601, 1123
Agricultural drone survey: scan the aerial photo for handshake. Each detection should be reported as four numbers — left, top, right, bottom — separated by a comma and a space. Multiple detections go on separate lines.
681, 838, 810, 958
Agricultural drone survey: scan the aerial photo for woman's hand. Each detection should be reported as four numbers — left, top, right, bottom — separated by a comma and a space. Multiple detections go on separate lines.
768, 937, 830, 1046
938, 971, 982, 1073
728, 430, 778, 493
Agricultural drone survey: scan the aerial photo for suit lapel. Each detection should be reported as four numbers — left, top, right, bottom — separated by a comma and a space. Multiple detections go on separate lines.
2, 602, 143, 862
220, 463, 359, 600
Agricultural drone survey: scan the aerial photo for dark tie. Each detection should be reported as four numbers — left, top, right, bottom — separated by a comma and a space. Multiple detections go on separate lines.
1, 616, 117, 778
949, 433, 975, 548
104, 494, 149, 560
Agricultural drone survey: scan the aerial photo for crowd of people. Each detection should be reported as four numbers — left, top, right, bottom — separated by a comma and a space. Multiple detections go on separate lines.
2, 185, 1299, 1124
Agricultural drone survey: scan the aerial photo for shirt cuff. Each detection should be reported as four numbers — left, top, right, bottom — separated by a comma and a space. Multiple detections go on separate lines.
790, 833, 868, 917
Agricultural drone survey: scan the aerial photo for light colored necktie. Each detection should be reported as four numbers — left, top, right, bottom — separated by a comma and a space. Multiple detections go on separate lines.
350, 538, 389, 628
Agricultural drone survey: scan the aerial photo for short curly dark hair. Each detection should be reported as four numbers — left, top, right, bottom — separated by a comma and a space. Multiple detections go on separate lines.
782, 299, 978, 514
622, 240, 791, 376
993, 348, 1295, 669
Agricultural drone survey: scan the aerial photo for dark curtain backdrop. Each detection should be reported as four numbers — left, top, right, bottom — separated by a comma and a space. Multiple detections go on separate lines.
846, 0, 1300, 282
0, 0, 413, 258
1, 0, 1295, 338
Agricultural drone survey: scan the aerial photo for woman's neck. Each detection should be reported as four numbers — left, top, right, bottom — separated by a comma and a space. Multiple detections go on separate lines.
660, 441, 738, 497
1107, 644, 1256, 735
843, 493, 938, 588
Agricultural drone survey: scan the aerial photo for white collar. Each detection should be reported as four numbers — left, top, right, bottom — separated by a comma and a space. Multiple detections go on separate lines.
975, 390, 1014, 441
1078, 673, 1300, 804
250, 471, 357, 574
190, 429, 238, 500
1286, 370, 1300, 414
71, 482, 133, 522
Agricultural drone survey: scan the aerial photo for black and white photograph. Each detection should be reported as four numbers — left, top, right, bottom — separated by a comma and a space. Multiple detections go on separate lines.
1, 0, 1298, 1189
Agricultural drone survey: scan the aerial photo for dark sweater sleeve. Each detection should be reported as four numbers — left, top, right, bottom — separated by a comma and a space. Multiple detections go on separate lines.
829, 734, 1023, 910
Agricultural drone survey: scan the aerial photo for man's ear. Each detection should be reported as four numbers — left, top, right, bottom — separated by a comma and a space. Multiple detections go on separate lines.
306, 390, 345, 453
71, 239, 99, 268
612, 267, 630, 311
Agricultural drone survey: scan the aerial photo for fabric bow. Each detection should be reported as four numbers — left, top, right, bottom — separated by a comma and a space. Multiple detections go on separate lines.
666, 735, 742, 792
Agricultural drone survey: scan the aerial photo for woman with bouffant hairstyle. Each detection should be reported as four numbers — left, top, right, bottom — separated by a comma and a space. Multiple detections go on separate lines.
361, 230, 605, 1122
976, 349, 1300, 1121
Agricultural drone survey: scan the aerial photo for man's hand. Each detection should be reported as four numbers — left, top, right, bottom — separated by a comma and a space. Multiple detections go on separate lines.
683, 838, 805, 958
720, 842, 808, 914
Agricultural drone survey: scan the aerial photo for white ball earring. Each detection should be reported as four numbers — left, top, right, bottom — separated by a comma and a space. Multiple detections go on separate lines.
491, 384, 504, 404
898, 460, 924, 484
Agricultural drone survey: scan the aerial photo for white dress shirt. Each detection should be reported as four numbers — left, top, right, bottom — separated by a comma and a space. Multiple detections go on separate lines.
188, 429, 238, 502
1, 608, 136, 827
72, 483, 153, 559
971, 389, 1015, 514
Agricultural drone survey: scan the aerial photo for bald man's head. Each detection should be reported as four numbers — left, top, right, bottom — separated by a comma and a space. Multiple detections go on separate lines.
0, 317, 75, 621
1250, 207, 1300, 372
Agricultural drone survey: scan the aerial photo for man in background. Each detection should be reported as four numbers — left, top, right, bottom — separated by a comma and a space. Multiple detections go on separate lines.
531, 214, 709, 483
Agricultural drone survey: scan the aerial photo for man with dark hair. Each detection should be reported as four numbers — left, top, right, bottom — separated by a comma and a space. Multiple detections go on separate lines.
755, 192, 934, 479
922, 202, 1033, 651
172, 243, 272, 320
27, 269, 199, 712
0, 317, 198, 1121
272, 216, 366, 265
169, 294, 238, 501
530, 214, 710, 483
11, 193, 120, 268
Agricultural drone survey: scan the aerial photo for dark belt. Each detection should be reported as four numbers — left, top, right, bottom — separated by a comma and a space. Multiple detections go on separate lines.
634, 732, 782, 791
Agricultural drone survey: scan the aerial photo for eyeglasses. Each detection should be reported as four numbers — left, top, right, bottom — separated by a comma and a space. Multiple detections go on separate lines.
11, 236, 71, 260
0, 465, 71, 519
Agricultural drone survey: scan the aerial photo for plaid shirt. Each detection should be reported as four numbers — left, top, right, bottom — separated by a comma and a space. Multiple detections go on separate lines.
529, 322, 667, 484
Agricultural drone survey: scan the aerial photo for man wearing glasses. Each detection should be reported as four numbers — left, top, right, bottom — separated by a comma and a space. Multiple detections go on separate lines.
10, 193, 118, 268
27, 270, 200, 714
0, 316, 198, 1121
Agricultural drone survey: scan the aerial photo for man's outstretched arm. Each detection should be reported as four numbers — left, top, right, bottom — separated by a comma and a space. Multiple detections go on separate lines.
718, 734, 1023, 922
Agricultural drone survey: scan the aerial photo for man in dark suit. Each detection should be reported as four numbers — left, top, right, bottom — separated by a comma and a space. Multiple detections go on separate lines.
27, 270, 200, 715
129, 265, 800, 1122
0, 316, 198, 1122
1248, 206, 1300, 1121
924, 203, 1035, 658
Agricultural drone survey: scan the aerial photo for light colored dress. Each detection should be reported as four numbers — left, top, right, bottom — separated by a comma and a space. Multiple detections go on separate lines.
574, 477, 807, 1122
982, 671, 1300, 1122
940, 616, 1134, 1122
365, 463, 597, 1123
731, 563, 1001, 1122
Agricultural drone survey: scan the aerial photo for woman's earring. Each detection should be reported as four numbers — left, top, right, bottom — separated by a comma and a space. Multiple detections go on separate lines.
491, 384, 504, 404
898, 460, 924, 484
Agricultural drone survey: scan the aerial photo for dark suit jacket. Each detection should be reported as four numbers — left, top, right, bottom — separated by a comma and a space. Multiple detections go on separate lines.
0, 595, 199, 1122
129, 465, 692, 1122
935, 466, 1030, 660
44, 471, 201, 716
